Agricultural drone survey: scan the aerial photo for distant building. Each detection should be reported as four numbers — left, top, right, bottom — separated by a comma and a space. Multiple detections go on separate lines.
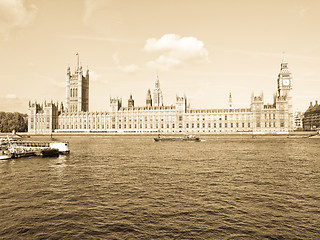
28, 56, 294, 134
294, 111, 304, 131
303, 101, 320, 131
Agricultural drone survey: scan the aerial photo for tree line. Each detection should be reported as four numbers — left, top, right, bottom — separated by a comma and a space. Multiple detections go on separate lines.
0, 112, 28, 133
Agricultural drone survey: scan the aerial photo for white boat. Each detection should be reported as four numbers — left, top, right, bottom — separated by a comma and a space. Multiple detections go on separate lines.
8, 140, 70, 155
0, 150, 12, 160
0, 155, 11, 160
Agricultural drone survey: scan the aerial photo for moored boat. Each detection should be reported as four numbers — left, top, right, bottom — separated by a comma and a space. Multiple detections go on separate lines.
0, 138, 70, 159
0, 150, 12, 160
154, 135, 200, 142
7, 140, 70, 155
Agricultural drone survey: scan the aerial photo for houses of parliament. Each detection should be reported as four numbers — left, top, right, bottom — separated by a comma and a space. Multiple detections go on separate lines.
28, 55, 294, 135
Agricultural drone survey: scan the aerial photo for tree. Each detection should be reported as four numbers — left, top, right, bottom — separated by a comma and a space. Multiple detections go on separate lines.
0, 112, 28, 132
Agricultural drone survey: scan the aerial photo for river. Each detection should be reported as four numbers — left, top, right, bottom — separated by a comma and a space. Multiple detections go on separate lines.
0, 136, 319, 239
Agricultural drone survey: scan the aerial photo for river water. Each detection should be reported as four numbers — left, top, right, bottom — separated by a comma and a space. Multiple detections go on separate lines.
0, 136, 319, 239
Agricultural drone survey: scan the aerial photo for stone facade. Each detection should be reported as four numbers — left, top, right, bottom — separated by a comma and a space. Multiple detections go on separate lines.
66, 53, 89, 113
28, 101, 60, 134
303, 101, 320, 130
28, 57, 294, 134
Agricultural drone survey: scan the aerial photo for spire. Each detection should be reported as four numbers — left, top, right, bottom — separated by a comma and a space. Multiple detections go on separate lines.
155, 72, 160, 89
280, 52, 289, 72
282, 51, 287, 63
76, 53, 80, 70
228, 92, 233, 109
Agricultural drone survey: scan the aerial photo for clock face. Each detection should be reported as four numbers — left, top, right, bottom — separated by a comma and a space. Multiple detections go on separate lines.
283, 79, 290, 86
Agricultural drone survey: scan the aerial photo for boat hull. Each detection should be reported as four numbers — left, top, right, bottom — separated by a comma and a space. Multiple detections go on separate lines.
154, 137, 200, 142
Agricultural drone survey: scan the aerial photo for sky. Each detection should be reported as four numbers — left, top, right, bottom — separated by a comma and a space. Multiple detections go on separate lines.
0, 0, 319, 113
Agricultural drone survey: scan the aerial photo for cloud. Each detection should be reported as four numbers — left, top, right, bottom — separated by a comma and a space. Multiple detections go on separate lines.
83, 0, 124, 37
0, 0, 37, 40
111, 52, 138, 74
144, 34, 209, 70
5, 94, 17, 99
90, 71, 102, 82
61, 34, 136, 43
90, 71, 110, 84
0, 95, 27, 113
112, 52, 120, 64
83, 0, 106, 26
119, 64, 138, 74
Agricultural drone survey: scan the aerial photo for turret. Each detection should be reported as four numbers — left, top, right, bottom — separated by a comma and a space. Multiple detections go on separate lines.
146, 89, 152, 107
228, 92, 233, 109
110, 97, 122, 112
128, 94, 134, 108
176, 95, 187, 112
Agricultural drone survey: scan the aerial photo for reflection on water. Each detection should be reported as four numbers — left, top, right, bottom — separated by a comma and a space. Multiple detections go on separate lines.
0, 136, 319, 239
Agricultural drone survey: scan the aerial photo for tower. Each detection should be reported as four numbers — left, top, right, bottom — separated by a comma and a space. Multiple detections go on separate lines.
110, 97, 122, 112
146, 89, 152, 107
276, 56, 293, 131
277, 56, 292, 98
153, 73, 163, 106
66, 53, 89, 112
228, 92, 234, 109
128, 94, 134, 108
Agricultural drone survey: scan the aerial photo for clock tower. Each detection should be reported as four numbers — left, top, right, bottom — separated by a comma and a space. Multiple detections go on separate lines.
276, 56, 293, 131
277, 57, 292, 97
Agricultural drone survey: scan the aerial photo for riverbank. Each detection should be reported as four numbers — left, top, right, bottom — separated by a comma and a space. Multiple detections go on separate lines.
2, 131, 317, 139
